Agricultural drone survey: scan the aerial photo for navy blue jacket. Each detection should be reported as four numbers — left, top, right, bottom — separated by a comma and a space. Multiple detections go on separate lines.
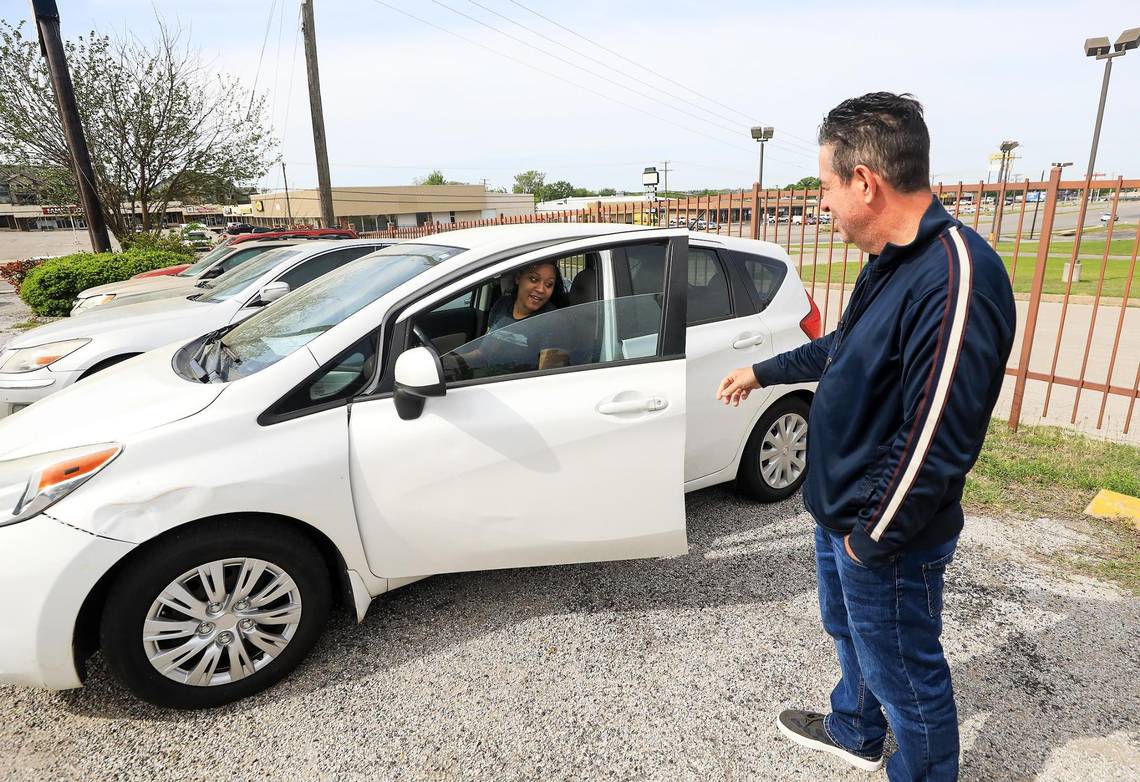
753, 197, 1016, 567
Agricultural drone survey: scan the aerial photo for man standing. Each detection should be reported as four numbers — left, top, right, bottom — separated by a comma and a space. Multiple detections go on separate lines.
717, 93, 1015, 781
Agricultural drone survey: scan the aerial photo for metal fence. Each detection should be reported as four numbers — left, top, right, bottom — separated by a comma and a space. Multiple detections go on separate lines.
361, 168, 1139, 437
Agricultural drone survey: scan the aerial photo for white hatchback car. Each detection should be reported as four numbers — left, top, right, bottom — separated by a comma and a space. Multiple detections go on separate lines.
0, 224, 818, 708
0, 240, 398, 418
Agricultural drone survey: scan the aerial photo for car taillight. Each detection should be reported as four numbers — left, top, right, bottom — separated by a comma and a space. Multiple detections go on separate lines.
800, 294, 822, 340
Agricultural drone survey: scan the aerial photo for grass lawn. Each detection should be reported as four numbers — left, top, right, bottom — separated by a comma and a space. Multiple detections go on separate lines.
796, 253, 1138, 299
964, 419, 1140, 592
994, 236, 1137, 258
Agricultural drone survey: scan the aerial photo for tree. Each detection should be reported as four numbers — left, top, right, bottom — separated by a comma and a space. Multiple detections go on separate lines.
414, 169, 459, 186
784, 176, 821, 190
544, 180, 574, 201
512, 170, 546, 198
597, 187, 617, 197
0, 19, 276, 237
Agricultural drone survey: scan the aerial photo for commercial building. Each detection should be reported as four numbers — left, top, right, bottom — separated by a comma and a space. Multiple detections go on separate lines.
0, 200, 234, 231
246, 185, 535, 232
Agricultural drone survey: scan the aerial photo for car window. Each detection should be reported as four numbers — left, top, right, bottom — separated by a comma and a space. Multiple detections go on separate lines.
411, 243, 670, 386
215, 246, 274, 274
267, 332, 380, 418
199, 247, 308, 303
217, 244, 461, 382
177, 242, 235, 276
275, 246, 382, 293
733, 251, 788, 311
687, 247, 732, 324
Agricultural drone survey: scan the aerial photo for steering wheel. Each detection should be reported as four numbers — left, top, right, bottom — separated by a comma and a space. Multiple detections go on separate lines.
411, 323, 432, 348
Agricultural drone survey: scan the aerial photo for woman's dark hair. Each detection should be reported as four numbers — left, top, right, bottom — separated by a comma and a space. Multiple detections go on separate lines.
512, 261, 569, 308
818, 92, 930, 193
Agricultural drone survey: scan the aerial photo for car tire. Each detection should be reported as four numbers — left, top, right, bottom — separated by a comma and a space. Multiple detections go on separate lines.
100, 518, 331, 709
737, 395, 810, 503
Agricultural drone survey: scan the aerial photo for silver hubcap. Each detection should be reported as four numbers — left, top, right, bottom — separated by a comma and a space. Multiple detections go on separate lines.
143, 558, 302, 687
759, 412, 808, 489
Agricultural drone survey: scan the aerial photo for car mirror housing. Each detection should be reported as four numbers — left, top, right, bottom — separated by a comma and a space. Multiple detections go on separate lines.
256, 281, 291, 305
393, 345, 445, 420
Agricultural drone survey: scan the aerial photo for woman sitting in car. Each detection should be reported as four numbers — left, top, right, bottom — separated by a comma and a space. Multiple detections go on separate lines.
444, 262, 572, 379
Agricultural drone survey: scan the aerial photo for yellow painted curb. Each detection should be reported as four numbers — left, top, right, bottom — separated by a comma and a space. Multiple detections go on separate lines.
1084, 489, 1140, 529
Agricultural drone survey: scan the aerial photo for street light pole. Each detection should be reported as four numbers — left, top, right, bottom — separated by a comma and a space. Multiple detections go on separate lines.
1072, 28, 1138, 280
750, 126, 774, 221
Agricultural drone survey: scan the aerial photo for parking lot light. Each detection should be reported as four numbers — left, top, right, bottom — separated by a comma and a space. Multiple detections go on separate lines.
1074, 27, 1136, 280
750, 126, 774, 192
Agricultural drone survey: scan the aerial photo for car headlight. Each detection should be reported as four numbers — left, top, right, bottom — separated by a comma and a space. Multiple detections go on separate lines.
73, 294, 115, 311
0, 443, 122, 527
0, 339, 90, 373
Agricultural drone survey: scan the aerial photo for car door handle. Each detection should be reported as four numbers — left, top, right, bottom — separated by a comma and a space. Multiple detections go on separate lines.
596, 396, 669, 415
732, 333, 765, 349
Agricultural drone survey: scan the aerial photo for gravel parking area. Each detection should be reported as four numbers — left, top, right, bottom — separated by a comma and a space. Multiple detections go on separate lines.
1, 489, 1137, 781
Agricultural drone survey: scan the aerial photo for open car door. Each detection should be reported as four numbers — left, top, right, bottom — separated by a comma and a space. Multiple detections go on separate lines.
346, 229, 690, 578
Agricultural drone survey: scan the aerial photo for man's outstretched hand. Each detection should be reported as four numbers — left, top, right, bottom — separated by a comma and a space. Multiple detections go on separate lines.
717, 367, 762, 406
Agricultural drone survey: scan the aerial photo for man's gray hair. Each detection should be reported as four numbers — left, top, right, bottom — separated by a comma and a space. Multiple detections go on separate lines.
818, 92, 930, 193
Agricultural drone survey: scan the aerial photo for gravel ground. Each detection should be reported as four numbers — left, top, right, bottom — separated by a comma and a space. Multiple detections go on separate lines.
0, 489, 1137, 782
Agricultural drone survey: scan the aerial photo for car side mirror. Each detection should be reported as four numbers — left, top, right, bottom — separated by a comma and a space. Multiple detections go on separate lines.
393, 345, 445, 420
256, 281, 290, 305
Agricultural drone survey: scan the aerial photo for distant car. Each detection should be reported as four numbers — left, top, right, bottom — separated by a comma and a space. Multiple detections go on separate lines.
182, 230, 214, 252
791, 215, 803, 226
1100, 213, 1118, 223
777, 214, 789, 224
694, 219, 708, 230
1, 239, 399, 415
131, 229, 361, 280
71, 241, 306, 314
818, 213, 831, 224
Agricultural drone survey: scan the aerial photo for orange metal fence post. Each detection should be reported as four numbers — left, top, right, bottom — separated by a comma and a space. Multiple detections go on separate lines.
1008, 166, 1062, 432
749, 183, 760, 240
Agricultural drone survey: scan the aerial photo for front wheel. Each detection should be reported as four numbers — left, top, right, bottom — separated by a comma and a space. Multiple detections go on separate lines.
100, 519, 331, 709
738, 395, 810, 502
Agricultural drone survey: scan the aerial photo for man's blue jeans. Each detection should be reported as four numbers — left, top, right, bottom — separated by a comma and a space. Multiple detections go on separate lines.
815, 525, 960, 782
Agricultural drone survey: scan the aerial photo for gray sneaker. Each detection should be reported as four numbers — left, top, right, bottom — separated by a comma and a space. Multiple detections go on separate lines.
776, 709, 884, 772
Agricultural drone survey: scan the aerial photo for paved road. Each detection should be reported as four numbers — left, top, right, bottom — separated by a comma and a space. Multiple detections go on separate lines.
1, 490, 1136, 781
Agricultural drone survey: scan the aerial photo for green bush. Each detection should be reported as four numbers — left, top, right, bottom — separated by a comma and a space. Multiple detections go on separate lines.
117, 231, 196, 257
19, 249, 190, 316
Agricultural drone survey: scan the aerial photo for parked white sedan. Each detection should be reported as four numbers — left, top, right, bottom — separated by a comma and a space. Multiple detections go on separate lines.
0, 224, 817, 708
0, 239, 398, 417
70, 240, 302, 314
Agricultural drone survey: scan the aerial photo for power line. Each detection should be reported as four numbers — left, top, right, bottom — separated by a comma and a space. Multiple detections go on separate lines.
462, 0, 763, 136
429, 0, 755, 148
368, 0, 758, 156
505, 0, 823, 152
247, 0, 279, 119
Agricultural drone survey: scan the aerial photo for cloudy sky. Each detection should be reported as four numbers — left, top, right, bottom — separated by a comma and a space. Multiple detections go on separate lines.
13, 0, 1140, 193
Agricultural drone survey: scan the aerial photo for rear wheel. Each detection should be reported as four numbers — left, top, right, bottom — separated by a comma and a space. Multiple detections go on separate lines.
100, 519, 331, 709
738, 395, 810, 502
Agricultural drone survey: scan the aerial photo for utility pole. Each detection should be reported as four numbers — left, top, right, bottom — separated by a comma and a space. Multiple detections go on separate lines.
660, 160, 671, 197
301, 0, 335, 229
281, 162, 293, 225
29, 0, 111, 252
1029, 168, 1046, 239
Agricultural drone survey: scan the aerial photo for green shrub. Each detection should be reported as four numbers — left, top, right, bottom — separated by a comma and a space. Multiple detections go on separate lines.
19, 249, 190, 316
117, 231, 196, 257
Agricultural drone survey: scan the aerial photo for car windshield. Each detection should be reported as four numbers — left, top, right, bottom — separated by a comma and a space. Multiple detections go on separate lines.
199, 243, 462, 382
197, 247, 308, 303
177, 242, 239, 276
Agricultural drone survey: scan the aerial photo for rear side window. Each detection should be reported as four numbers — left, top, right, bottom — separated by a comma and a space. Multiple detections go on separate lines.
687, 247, 732, 325
732, 251, 788, 311
277, 246, 382, 291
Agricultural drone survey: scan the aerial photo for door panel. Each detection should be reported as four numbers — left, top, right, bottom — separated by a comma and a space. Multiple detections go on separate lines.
684, 314, 774, 481
348, 361, 687, 577
346, 229, 689, 578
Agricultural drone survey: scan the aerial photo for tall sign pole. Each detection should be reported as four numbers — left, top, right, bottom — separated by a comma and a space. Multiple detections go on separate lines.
29, 0, 111, 252
301, 0, 335, 228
